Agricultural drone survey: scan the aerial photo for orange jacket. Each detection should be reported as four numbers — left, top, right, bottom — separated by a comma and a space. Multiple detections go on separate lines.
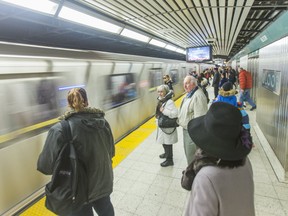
239, 69, 252, 89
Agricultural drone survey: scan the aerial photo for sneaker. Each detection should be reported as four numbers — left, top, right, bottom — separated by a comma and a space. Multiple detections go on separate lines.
250, 106, 256, 111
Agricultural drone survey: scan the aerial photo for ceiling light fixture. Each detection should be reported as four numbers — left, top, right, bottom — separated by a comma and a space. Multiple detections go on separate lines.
165, 45, 177, 51
58, 6, 122, 34
175, 48, 185, 54
1, 0, 58, 15
120, 29, 150, 43
149, 39, 166, 48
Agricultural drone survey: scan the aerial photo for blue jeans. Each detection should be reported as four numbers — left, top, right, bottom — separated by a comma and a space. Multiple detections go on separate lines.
66, 196, 114, 216
240, 89, 256, 107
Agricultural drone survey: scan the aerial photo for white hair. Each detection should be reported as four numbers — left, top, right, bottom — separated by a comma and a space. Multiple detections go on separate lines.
185, 75, 197, 85
157, 84, 169, 95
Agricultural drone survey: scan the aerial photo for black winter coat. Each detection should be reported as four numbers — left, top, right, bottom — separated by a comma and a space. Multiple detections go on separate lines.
37, 107, 115, 202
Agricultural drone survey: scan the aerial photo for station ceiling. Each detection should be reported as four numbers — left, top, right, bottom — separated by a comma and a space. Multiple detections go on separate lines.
0, 0, 287, 61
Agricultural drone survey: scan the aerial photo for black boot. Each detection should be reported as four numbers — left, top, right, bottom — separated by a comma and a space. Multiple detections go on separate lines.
159, 144, 167, 158
161, 145, 174, 167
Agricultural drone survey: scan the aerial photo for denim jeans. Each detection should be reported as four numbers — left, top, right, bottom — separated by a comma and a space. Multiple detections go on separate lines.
239, 89, 256, 107
66, 196, 114, 216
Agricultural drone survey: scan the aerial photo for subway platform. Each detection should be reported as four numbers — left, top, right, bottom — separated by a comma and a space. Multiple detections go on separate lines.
20, 86, 288, 216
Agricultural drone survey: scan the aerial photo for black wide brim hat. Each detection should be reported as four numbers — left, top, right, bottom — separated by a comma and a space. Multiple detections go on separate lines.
188, 102, 251, 160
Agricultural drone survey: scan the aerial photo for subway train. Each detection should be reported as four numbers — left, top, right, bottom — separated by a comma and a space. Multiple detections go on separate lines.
0, 42, 213, 215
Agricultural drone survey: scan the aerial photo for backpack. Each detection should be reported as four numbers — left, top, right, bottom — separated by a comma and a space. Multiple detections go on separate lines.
45, 120, 88, 215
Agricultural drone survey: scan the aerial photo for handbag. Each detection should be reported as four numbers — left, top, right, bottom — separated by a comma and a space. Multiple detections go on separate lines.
158, 113, 179, 128
181, 162, 196, 191
181, 149, 217, 191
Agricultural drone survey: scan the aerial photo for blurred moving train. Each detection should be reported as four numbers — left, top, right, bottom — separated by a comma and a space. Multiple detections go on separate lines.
0, 42, 212, 215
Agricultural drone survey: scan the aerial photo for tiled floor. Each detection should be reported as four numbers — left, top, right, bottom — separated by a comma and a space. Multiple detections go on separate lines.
109, 86, 288, 216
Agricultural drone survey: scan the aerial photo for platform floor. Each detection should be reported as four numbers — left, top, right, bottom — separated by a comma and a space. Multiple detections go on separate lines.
20, 86, 288, 216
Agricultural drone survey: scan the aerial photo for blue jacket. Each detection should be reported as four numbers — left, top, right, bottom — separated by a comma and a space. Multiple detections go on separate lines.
213, 89, 238, 107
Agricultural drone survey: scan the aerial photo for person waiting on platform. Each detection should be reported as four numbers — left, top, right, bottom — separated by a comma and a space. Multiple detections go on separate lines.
227, 66, 237, 88
163, 74, 174, 91
213, 82, 254, 148
213, 81, 238, 107
184, 102, 254, 216
37, 88, 115, 216
212, 67, 220, 99
155, 84, 178, 167
219, 72, 228, 89
178, 75, 208, 165
238, 67, 257, 111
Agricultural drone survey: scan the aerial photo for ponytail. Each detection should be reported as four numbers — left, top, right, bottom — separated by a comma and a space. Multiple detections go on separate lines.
67, 88, 88, 111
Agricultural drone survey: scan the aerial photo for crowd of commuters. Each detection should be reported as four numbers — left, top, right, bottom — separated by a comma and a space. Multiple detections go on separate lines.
161, 66, 255, 215
194, 65, 256, 110
37, 66, 256, 215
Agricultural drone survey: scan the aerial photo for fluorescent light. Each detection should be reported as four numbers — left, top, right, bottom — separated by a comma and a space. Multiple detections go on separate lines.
59, 6, 122, 34
149, 39, 166, 48
59, 85, 85, 91
176, 48, 185, 54
165, 44, 177, 51
120, 29, 150, 43
1, 0, 58, 15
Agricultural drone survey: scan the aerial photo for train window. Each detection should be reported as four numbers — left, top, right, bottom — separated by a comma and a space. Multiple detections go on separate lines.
148, 68, 163, 91
169, 69, 179, 84
104, 73, 137, 109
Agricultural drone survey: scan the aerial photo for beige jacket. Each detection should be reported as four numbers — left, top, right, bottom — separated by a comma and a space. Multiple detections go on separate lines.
178, 88, 208, 130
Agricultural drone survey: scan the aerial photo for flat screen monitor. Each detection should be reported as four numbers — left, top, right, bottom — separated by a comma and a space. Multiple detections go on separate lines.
186, 46, 212, 62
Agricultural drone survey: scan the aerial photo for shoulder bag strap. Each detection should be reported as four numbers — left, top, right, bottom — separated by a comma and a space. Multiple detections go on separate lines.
60, 120, 73, 142
60, 120, 78, 198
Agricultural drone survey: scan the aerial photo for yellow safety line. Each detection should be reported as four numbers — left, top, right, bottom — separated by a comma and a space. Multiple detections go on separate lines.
0, 118, 59, 144
20, 95, 185, 216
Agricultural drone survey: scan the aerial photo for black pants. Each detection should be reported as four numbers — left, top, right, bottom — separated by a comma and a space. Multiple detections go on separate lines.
67, 196, 114, 216
214, 86, 219, 98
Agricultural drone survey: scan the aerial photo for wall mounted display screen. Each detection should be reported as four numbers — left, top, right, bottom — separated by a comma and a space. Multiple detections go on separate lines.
186, 46, 212, 62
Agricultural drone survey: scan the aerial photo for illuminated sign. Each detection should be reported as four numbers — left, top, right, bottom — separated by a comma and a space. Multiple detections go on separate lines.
262, 69, 281, 95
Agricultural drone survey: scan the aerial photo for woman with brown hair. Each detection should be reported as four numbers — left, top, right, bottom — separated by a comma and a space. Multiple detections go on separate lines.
163, 74, 174, 91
